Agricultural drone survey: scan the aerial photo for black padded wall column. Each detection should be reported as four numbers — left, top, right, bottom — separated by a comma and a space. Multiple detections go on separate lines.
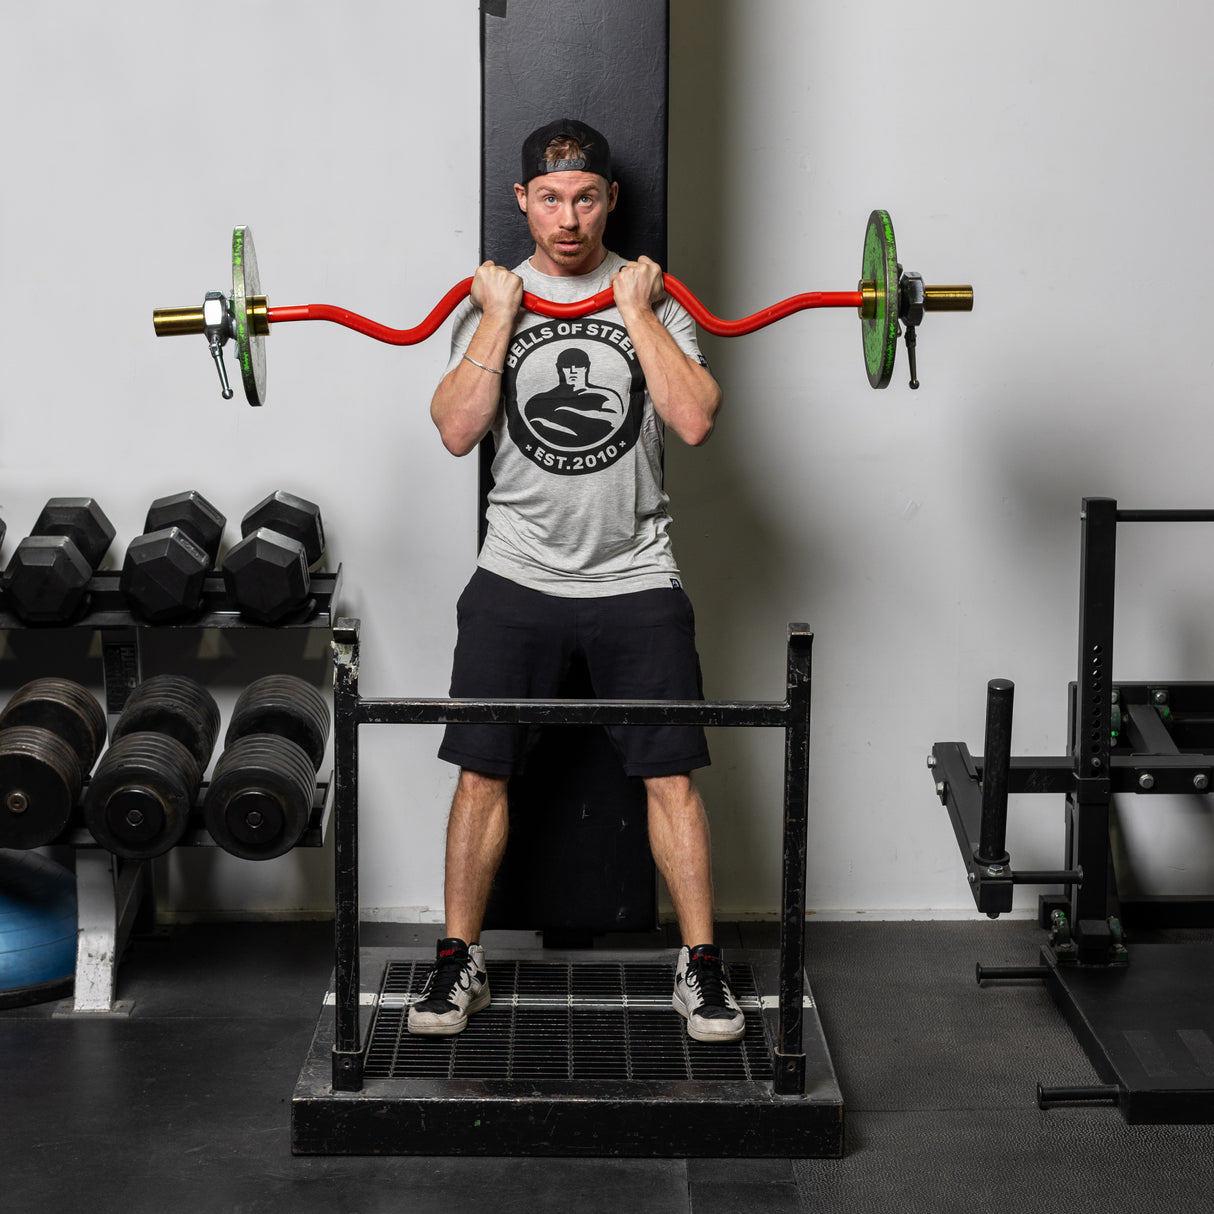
478, 0, 669, 938
477, 0, 671, 548
479, 0, 669, 270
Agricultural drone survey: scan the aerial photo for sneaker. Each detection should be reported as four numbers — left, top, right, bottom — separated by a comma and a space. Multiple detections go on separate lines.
406, 937, 490, 1036
673, 943, 746, 1043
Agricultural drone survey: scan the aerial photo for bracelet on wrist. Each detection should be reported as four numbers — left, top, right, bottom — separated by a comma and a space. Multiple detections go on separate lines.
463, 353, 503, 375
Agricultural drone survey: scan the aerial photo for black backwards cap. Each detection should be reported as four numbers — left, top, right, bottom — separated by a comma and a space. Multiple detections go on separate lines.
520, 118, 613, 185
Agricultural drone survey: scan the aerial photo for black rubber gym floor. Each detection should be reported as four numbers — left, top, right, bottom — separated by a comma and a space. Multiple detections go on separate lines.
3, 918, 1214, 1213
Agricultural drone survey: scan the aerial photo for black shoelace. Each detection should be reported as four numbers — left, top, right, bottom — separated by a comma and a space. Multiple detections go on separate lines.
424, 957, 471, 1006
688, 956, 731, 1012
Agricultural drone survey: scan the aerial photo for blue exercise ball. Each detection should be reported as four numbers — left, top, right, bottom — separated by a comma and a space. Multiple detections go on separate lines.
0, 849, 76, 1007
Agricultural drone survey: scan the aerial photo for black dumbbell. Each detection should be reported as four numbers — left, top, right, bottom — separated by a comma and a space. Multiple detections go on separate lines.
0, 678, 107, 848
204, 675, 330, 860
83, 675, 221, 859
121, 490, 226, 622
222, 491, 325, 624
3, 498, 116, 623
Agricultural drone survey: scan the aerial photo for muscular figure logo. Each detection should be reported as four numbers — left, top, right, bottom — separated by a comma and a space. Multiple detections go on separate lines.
523, 348, 626, 448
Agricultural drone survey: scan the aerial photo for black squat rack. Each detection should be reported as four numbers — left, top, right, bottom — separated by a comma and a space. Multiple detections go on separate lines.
291, 618, 844, 1156
932, 498, 1214, 1123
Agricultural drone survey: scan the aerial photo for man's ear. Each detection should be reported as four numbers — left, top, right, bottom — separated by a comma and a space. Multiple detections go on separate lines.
607, 181, 619, 212
514, 182, 528, 214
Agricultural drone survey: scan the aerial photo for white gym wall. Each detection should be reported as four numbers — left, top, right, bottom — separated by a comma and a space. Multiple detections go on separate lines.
2, 1, 1211, 920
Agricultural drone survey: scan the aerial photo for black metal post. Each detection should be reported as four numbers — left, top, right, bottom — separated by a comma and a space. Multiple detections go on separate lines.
775, 625, 813, 1095
976, 679, 1014, 866
1115, 509, 1214, 523
331, 618, 364, 1091
1069, 499, 1118, 963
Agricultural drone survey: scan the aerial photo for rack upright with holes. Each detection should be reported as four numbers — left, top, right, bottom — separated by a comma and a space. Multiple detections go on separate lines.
0, 568, 341, 1016
291, 617, 844, 1157
932, 498, 1214, 1122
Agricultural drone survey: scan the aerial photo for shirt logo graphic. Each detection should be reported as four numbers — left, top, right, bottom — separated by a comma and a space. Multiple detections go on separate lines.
503, 318, 644, 476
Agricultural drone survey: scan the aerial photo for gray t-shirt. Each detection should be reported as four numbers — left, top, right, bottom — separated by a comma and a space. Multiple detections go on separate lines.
445, 252, 706, 597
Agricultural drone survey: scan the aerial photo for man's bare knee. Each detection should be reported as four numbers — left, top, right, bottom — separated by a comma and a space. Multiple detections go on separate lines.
455, 769, 509, 804
645, 773, 699, 812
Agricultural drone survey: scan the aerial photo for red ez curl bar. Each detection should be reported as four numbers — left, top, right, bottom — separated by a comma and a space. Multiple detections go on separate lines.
152, 213, 971, 406
266, 281, 865, 345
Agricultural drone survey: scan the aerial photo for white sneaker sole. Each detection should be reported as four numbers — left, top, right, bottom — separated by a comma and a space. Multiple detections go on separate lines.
407, 985, 491, 1036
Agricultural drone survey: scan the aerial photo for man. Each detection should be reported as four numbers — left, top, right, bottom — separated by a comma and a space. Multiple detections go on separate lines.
411, 118, 743, 1045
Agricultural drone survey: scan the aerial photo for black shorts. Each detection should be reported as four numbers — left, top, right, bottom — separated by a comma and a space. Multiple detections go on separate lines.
438, 568, 711, 778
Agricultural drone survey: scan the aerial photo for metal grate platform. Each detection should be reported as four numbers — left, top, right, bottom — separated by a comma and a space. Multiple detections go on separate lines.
292, 947, 844, 1157
364, 960, 773, 1083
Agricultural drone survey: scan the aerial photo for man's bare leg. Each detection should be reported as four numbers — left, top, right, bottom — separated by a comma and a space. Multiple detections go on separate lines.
408, 768, 504, 1036
648, 772, 743, 1041
644, 772, 715, 946
443, 768, 510, 944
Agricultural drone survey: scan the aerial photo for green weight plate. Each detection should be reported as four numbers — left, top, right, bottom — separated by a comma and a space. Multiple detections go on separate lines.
232, 225, 266, 407
860, 209, 899, 389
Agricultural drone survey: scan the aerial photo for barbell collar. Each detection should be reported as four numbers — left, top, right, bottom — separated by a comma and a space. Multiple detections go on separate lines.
248, 295, 270, 337
857, 281, 878, 320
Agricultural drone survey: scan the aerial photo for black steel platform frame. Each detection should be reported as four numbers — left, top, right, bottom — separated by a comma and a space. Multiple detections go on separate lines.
931, 498, 1214, 1121
293, 617, 846, 1155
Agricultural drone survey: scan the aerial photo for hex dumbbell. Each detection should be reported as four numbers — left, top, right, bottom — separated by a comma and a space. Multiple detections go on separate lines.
222, 491, 325, 624
3, 498, 115, 623
121, 490, 226, 622
83, 675, 221, 859
204, 675, 330, 860
0, 678, 107, 848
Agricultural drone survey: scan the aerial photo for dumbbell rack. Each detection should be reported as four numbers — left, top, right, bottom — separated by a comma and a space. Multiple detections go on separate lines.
0, 567, 342, 1016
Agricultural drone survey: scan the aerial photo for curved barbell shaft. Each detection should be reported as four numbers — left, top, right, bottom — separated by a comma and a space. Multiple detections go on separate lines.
263, 280, 867, 345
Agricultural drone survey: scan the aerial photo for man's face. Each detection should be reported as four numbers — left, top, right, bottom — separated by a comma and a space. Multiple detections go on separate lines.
514, 171, 618, 277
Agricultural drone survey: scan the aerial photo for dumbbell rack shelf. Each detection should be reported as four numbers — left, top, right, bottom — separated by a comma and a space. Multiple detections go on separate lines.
55, 781, 332, 851
0, 567, 342, 1018
0, 569, 343, 634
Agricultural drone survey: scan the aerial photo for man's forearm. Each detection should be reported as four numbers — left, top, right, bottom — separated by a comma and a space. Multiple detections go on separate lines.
431, 313, 516, 456
623, 309, 722, 447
